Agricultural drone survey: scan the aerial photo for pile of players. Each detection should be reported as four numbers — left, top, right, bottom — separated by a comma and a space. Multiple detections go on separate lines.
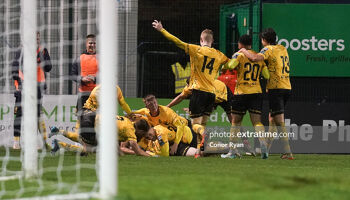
49, 20, 294, 159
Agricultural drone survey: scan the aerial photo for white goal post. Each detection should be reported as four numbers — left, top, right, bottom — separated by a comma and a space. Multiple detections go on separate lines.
98, 0, 118, 198
0, 0, 120, 199
21, 0, 39, 180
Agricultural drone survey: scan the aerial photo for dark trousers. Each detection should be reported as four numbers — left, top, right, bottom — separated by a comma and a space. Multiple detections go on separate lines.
13, 86, 43, 137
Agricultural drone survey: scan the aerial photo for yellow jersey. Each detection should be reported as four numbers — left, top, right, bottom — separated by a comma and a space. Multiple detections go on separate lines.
153, 124, 192, 144
83, 85, 131, 113
213, 79, 227, 103
258, 45, 291, 90
138, 137, 163, 156
94, 115, 137, 142
134, 105, 188, 129
138, 125, 172, 156
185, 44, 229, 94
116, 116, 137, 142
233, 51, 267, 94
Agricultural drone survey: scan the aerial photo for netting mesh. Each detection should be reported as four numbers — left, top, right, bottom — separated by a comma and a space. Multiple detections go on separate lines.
0, 0, 122, 199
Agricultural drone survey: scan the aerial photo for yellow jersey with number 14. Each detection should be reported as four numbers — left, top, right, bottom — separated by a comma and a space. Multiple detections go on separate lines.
185, 44, 229, 94
258, 45, 291, 90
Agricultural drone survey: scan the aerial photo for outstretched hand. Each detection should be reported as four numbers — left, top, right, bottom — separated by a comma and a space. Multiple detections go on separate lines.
152, 20, 163, 31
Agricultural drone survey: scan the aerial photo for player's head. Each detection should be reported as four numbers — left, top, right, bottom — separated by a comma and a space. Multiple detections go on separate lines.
86, 34, 96, 54
238, 34, 252, 49
200, 29, 214, 47
143, 94, 158, 114
144, 127, 157, 141
134, 119, 150, 140
260, 28, 277, 46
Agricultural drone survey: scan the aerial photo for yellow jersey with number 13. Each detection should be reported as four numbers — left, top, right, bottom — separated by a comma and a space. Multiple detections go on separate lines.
258, 45, 291, 90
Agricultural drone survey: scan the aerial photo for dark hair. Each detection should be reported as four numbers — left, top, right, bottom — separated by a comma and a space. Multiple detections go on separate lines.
260, 28, 277, 45
86, 34, 96, 39
134, 119, 150, 140
238, 34, 252, 46
143, 94, 156, 102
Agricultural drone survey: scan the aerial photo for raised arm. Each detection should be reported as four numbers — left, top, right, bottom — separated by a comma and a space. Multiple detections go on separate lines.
239, 48, 264, 62
119, 97, 132, 114
152, 20, 187, 50
117, 86, 132, 114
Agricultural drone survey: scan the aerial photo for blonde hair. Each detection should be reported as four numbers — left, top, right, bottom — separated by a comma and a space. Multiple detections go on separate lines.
201, 29, 214, 43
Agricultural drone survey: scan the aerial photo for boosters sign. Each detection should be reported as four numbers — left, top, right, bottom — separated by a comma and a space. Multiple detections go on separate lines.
263, 3, 350, 77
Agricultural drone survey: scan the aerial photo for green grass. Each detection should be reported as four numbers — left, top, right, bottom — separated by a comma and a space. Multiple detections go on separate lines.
1, 151, 350, 200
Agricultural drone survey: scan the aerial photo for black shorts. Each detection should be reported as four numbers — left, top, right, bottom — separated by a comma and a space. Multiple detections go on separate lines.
231, 93, 263, 115
175, 124, 197, 156
79, 108, 97, 146
268, 89, 291, 117
189, 89, 215, 118
215, 85, 234, 114
76, 92, 91, 116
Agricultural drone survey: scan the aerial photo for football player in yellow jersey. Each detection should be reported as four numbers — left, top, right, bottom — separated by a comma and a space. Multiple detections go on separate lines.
84, 85, 132, 114
220, 34, 270, 159
51, 115, 150, 156
239, 28, 294, 160
138, 124, 197, 157
68, 85, 131, 139
133, 94, 193, 155
153, 20, 234, 157
96, 116, 150, 156
49, 85, 137, 154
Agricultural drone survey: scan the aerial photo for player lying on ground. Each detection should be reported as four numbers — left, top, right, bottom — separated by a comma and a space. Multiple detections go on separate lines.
220, 34, 270, 159
239, 28, 294, 160
50, 115, 151, 156
167, 78, 256, 156
137, 123, 197, 157
49, 85, 151, 156
49, 84, 132, 146
153, 20, 235, 158
133, 94, 194, 155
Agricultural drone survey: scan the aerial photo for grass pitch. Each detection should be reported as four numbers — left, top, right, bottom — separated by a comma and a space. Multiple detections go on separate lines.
1, 150, 350, 200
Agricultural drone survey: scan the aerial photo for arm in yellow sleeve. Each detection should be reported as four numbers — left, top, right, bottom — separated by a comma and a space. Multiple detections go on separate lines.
223, 59, 239, 70
261, 67, 270, 79
118, 96, 132, 114
160, 28, 187, 50
173, 118, 186, 144
160, 142, 169, 157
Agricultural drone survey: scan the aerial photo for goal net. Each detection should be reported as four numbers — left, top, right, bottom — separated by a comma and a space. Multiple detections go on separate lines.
0, 0, 135, 199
